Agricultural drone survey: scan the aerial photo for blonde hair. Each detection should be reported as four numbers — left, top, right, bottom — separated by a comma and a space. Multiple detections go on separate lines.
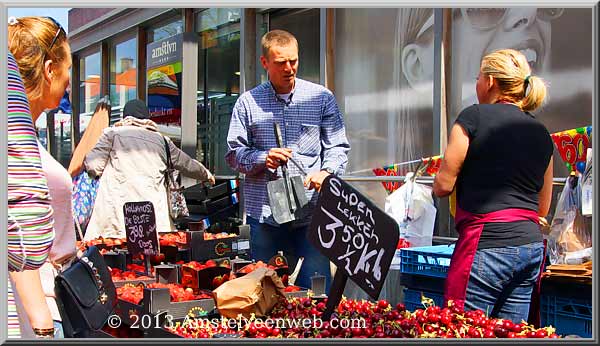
261, 29, 298, 59
480, 48, 547, 112
8, 17, 68, 101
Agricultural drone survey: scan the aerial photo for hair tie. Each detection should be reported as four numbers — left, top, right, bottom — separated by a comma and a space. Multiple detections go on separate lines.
8, 16, 18, 26
524, 75, 531, 84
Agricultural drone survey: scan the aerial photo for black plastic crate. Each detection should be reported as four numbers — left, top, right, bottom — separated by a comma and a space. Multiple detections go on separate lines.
188, 193, 238, 215
184, 179, 238, 202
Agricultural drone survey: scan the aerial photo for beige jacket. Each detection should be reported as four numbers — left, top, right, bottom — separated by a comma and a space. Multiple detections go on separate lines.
83, 117, 213, 240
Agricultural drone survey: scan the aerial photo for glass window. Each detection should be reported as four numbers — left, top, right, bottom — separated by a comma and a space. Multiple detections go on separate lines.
334, 8, 435, 208
52, 111, 72, 168
449, 8, 593, 178
196, 8, 241, 175
259, 9, 320, 84
110, 36, 137, 116
79, 50, 101, 137
148, 17, 183, 43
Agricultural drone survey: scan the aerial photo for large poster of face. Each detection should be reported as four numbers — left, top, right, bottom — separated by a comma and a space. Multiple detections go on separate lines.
335, 8, 435, 207
449, 8, 593, 177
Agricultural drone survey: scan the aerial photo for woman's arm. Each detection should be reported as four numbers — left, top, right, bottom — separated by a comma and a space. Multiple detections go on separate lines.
9, 270, 54, 331
168, 139, 215, 184
538, 157, 554, 217
433, 124, 470, 197
68, 101, 110, 177
84, 129, 114, 178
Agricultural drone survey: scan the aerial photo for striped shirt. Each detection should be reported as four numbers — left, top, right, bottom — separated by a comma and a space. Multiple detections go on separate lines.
7, 279, 20, 338
226, 78, 350, 225
7, 52, 55, 272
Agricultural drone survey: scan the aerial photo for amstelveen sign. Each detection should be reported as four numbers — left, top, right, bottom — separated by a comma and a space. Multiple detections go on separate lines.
147, 33, 183, 69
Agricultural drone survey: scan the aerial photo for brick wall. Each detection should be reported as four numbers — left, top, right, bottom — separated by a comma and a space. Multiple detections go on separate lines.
68, 8, 116, 33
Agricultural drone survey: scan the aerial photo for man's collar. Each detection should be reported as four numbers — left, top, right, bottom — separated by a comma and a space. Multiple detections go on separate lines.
269, 80, 297, 105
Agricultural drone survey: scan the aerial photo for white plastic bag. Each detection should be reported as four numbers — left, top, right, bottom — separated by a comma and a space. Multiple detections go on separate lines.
547, 174, 592, 264
385, 173, 437, 247
581, 148, 592, 216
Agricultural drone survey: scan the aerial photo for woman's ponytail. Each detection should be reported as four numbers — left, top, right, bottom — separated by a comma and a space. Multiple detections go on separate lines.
520, 75, 547, 112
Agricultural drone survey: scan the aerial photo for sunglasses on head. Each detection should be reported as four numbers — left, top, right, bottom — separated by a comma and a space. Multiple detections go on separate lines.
460, 8, 564, 30
45, 17, 66, 56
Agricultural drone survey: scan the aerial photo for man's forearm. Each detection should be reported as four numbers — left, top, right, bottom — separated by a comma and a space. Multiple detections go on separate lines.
321, 147, 349, 175
226, 148, 268, 176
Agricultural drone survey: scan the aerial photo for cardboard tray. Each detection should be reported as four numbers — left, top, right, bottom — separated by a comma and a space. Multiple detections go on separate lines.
162, 245, 191, 263
103, 251, 128, 271
181, 265, 231, 291
283, 287, 311, 298
154, 264, 183, 284
113, 276, 157, 288
187, 231, 237, 261
116, 287, 217, 323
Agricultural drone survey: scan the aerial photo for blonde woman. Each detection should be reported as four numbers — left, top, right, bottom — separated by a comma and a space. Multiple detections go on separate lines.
433, 49, 553, 324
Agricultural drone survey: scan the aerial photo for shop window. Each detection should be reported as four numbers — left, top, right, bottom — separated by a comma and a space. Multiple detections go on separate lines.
258, 9, 320, 84
79, 50, 101, 137
148, 17, 183, 43
109, 36, 137, 117
333, 8, 435, 209
196, 8, 241, 176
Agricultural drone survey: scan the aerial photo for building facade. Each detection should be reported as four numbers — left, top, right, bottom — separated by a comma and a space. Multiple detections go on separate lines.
60, 7, 594, 238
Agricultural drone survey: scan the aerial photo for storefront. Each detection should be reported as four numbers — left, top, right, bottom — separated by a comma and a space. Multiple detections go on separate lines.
65, 7, 594, 238
10, 6, 593, 340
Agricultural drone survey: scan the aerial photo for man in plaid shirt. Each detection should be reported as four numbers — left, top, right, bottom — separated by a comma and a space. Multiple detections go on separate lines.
226, 30, 350, 289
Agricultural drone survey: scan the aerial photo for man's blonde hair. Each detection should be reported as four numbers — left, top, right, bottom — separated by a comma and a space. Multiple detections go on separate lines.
261, 29, 298, 59
481, 49, 547, 112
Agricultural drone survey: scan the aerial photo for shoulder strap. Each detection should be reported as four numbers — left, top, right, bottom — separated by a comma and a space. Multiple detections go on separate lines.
162, 136, 172, 169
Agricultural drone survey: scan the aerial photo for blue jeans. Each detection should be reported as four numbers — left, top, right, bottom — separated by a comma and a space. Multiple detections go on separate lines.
465, 242, 544, 322
53, 320, 64, 338
247, 217, 331, 290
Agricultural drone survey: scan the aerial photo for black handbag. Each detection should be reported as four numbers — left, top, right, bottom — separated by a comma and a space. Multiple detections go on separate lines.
54, 245, 116, 338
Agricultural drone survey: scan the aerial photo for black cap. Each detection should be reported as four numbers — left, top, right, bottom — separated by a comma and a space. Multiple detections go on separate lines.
122, 99, 150, 119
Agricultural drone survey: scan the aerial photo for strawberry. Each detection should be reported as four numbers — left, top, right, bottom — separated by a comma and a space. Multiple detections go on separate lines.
212, 275, 225, 289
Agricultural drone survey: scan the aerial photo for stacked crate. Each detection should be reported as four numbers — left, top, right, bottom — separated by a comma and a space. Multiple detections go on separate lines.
398, 245, 454, 311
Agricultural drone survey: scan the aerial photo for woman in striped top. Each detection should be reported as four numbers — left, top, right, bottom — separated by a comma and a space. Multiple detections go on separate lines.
9, 16, 76, 338
7, 49, 55, 339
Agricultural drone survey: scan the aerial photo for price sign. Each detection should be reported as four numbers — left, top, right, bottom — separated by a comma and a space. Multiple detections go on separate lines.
308, 175, 399, 300
123, 201, 159, 256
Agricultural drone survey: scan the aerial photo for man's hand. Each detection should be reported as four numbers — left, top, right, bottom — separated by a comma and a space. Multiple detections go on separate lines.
304, 170, 331, 191
266, 148, 292, 169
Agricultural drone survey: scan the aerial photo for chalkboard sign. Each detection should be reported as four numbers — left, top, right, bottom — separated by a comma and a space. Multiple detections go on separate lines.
307, 175, 399, 300
123, 201, 159, 256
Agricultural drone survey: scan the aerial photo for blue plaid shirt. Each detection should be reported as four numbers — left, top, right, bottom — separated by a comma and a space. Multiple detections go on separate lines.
226, 78, 350, 226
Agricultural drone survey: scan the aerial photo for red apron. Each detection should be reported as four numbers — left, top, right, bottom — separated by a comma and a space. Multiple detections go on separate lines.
443, 206, 546, 326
